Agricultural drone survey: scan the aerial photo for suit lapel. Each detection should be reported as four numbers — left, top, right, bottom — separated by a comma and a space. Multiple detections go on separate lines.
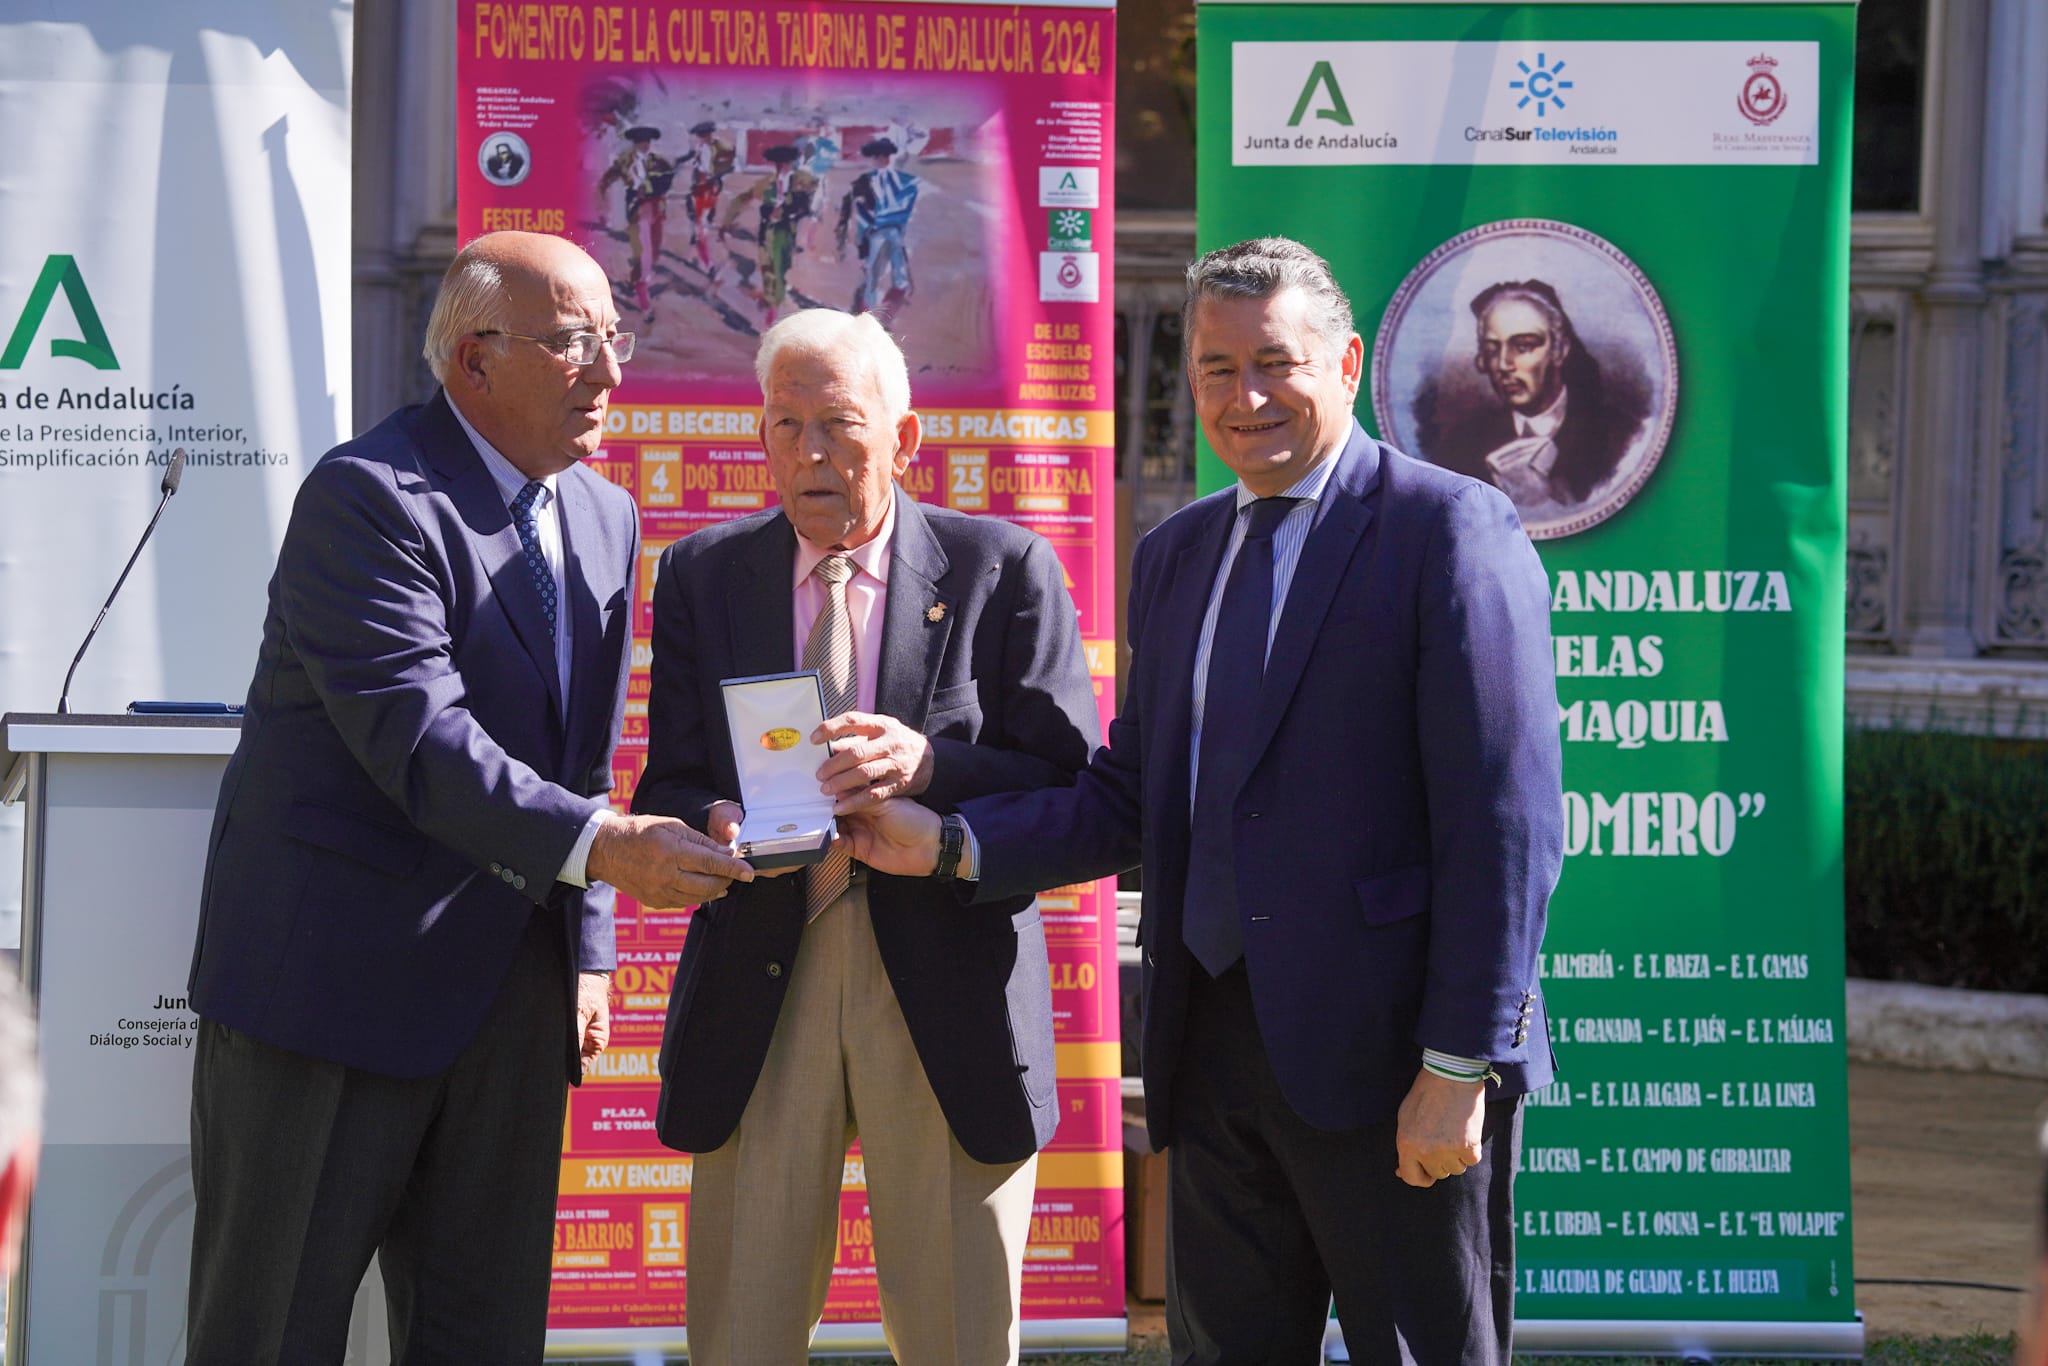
1242, 429, 1381, 765
726, 513, 798, 680
556, 467, 617, 775
421, 392, 564, 722
1151, 493, 1239, 825
875, 490, 952, 729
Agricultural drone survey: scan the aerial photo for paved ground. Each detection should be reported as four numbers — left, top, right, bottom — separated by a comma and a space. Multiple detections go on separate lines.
1114, 1062, 2046, 1353
1848, 1062, 2043, 1340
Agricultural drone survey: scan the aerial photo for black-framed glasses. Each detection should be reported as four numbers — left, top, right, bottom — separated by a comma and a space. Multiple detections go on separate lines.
476, 329, 636, 366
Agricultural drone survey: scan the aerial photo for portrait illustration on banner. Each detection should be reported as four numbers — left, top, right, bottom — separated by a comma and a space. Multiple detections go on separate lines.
1372, 218, 1678, 540
479, 130, 533, 187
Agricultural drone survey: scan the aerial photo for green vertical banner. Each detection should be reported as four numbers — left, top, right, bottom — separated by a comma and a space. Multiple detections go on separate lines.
1197, 1, 1856, 1356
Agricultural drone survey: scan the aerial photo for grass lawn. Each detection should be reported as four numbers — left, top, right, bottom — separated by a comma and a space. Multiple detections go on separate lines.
1020, 1331, 2018, 1365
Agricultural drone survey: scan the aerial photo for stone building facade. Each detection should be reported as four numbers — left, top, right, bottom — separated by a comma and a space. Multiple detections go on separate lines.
351, 0, 2048, 731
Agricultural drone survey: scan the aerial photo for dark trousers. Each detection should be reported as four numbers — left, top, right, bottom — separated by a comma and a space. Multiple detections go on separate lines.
186, 909, 573, 1366
1166, 965, 1521, 1366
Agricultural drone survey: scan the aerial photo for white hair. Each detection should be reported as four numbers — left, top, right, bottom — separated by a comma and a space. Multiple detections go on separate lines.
0, 975, 40, 1162
754, 310, 911, 418
422, 246, 509, 383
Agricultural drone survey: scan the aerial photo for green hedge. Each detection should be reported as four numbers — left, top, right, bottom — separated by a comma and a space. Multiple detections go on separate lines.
1845, 727, 2048, 994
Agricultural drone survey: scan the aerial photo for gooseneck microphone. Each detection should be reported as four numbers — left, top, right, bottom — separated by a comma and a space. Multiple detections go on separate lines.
56, 447, 187, 716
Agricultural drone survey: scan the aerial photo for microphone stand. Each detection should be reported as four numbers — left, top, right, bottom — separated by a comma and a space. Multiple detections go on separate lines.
56, 447, 187, 716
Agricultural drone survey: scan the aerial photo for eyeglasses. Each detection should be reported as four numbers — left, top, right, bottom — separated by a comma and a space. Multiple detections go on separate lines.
476, 329, 636, 366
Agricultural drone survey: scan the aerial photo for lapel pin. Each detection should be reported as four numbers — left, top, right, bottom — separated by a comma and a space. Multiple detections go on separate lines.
926, 603, 946, 623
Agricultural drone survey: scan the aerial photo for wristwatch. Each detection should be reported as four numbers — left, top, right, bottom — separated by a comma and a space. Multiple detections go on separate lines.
935, 813, 966, 881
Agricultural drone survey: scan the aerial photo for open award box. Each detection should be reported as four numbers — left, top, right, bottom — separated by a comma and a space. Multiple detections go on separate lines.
721, 670, 837, 870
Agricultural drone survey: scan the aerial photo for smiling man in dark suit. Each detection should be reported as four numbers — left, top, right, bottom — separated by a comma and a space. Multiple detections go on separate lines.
632, 308, 1097, 1365
184, 231, 753, 1364
842, 237, 1563, 1364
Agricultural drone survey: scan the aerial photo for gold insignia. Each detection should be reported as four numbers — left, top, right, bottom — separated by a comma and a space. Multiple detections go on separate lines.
759, 727, 801, 751
926, 603, 946, 622
776, 822, 798, 833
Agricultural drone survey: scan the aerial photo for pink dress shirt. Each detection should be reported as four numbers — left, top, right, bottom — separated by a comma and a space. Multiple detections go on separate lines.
790, 496, 896, 716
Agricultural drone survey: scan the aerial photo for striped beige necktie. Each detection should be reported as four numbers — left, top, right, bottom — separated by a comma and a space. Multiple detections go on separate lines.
802, 553, 857, 921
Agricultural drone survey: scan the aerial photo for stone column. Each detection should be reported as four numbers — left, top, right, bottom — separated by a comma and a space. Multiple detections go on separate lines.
350, 0, 405, 431
1898, 0, 1990, 656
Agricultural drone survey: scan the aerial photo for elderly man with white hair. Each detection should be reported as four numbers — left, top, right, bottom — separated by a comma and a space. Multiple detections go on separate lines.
634, 308, 1099, 1365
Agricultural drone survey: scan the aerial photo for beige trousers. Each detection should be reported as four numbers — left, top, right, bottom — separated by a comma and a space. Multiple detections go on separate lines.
684, 881, 1037, 1366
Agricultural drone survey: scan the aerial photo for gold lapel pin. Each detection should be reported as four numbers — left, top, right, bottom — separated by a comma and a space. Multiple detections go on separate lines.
926, 603, 946, 623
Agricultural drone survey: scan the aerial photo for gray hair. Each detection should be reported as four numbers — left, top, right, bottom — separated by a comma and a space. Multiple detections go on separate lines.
422, 246, 509, 384
0, 975, 40, 1162
1182, 237, 1356, 361
754, 310, 911, 418
1469, 279, 1572, 349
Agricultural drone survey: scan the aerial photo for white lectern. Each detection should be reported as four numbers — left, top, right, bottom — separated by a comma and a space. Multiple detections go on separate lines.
0, 713, 389, 1366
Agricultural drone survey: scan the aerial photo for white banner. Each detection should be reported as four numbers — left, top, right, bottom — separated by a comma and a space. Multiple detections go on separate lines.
0, 4, 351, 941
1231, 40, 1820, 166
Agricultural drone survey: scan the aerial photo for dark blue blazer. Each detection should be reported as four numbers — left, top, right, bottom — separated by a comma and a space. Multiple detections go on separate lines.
633, 489, 1099, 1165
962, 426, 1563, 1148
188, 391, 639, 1080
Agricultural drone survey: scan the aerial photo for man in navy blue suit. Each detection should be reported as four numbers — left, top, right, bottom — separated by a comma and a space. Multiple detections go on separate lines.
183, 231, 754, 1364
843, 237, 1563, 1364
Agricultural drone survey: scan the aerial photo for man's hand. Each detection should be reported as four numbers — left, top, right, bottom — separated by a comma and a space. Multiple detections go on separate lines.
706, 800, 745, 848
585, 813, 755, 909
834, 799, 944, 876
813, 712, 935, 815
706, 798, 800, 878
1394, 1068, 1487, 1188
576, 972, 611, 1075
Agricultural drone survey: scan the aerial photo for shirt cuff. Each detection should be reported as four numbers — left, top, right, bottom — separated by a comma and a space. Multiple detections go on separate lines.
1421, 1048, 1494, 1083
956, 817, 981, 882
557, 806, 614, 889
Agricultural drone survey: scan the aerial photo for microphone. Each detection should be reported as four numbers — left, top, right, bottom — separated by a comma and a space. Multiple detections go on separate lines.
56, 447, 187, 716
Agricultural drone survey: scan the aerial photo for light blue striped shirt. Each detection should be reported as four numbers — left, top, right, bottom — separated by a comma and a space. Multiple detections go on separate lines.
1186, 448, 1341, 801
449, 399, 571, 701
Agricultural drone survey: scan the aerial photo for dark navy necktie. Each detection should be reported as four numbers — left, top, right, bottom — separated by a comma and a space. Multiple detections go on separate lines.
1182, 495, 1298, 977
510, 479, 558, 642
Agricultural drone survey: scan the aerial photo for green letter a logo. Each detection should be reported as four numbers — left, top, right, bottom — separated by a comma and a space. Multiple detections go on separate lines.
2, 255, 120, 370
1286, 60, 1354, 128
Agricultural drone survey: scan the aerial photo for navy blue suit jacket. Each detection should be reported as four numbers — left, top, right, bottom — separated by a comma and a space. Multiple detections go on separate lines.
189, 391, 639, 1080
962, 427, 1563, 1149
633, 490, 1099, 1165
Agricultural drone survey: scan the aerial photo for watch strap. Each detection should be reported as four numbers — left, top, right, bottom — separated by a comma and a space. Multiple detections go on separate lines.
935, 813, 966, 880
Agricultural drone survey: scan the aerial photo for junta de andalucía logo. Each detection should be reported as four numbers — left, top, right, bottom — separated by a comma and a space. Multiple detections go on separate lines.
2, 254, 119, 370
1286, 60, 1354, 128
